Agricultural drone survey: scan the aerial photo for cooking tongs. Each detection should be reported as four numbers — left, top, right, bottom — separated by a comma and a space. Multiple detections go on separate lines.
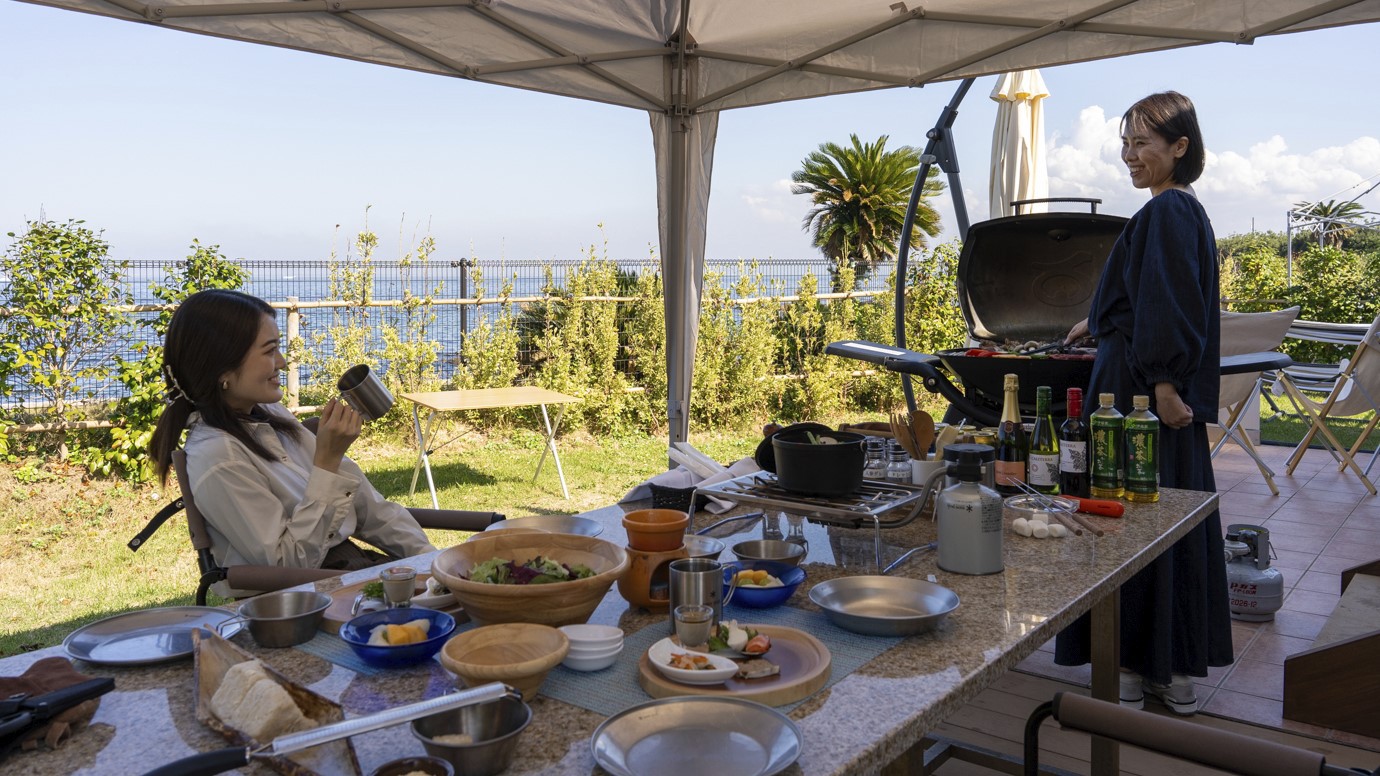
144, 681, 517, 776
0, 677, 115, 762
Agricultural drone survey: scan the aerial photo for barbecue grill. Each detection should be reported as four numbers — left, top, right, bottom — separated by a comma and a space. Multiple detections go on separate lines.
829, 206, 1126, 426
826, 77, 1128, 426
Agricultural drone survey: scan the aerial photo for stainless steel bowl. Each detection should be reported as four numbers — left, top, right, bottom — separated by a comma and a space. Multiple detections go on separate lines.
808, 576, 959, 636
731, 539, 806, 567
481, 515, 604, 537
369, 756, 454, 776
236, 590, 331, 648
683, 534, 724, 560
412, 696, 532, 776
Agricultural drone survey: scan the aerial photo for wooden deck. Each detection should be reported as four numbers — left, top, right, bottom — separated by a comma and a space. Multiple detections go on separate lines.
924, 440, 1380, 774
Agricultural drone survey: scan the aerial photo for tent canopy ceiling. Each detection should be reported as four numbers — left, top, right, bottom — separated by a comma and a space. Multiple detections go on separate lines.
25, 0, 1380, 113
22, 0, 1380, 445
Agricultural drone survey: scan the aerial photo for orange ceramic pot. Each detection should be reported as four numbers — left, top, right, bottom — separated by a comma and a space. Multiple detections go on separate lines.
621, 508, 689, 552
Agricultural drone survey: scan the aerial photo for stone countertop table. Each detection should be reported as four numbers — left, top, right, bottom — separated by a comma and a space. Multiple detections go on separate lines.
1, 487, 1217, 776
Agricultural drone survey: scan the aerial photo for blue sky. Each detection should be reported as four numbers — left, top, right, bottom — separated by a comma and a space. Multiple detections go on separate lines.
3, 2, 1377, 266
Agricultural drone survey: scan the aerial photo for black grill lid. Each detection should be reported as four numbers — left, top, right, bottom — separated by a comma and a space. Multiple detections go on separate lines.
957, 212, 1128, 343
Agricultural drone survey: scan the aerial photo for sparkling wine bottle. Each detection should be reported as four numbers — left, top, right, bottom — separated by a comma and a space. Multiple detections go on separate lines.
994, 373, 1027, 495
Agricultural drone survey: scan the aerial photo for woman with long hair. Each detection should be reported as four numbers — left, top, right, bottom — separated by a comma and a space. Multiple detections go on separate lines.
150, 289, 432, 596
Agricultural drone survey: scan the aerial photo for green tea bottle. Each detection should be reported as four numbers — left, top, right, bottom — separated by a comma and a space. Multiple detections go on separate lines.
1124, 394, 1160, 503
1089, 392, 1124, 499
1027, 386, 1060, 495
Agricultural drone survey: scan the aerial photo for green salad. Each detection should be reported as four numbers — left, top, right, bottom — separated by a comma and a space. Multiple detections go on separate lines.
467, 556, 596, 585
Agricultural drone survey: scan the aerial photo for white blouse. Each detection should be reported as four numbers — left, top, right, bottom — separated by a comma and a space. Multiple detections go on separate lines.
183, 402, 432, 595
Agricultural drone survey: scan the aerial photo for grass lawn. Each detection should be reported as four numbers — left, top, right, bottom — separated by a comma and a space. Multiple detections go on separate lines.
1258, 403, 1378, 453
0, 422, 766, 656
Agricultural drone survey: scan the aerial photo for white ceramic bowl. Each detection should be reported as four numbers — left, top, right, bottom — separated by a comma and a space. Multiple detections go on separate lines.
557, 624, 624, 651
561, 642, 624, 672
567, 640, 623, 657
646, 638, 737, 685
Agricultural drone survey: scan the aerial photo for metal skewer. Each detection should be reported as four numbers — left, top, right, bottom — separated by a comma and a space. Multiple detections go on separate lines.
1008, 479, 1086, 537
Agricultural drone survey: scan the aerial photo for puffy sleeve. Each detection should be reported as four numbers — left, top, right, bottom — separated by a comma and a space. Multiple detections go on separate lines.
343, 461, 435, 559
1121, 192, 1214, 391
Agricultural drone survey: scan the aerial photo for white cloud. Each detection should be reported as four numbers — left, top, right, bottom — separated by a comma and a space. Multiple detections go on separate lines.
1043, 106, 1380, 235
739, 178, 799, 224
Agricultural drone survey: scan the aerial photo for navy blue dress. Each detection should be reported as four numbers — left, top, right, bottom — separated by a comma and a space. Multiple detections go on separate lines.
1053, 189, 1234, 684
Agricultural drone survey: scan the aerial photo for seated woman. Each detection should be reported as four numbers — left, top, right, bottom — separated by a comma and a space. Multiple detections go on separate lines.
149, 289, 433, 596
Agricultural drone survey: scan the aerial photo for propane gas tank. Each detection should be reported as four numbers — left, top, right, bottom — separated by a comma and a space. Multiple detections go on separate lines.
1225, 524, 1284, 622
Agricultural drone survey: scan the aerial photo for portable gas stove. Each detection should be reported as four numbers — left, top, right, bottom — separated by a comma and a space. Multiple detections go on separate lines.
693, 472, 936, 574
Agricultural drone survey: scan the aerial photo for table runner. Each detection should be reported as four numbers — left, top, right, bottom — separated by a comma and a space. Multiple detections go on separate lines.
296, 605, 902, 717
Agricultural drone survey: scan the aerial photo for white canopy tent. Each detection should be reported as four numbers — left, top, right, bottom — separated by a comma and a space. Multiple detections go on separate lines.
18, 0, 1380, 445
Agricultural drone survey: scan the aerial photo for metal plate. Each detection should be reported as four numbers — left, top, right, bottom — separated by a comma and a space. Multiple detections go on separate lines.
808, 576, 960, 637
63, 606, 244, 665
481, 514, 603, 537
591, 696, 801, 776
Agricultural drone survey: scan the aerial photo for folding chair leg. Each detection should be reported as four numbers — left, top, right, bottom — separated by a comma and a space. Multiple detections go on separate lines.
1237, 432, 1280, 495
1282, 378, 1377, 494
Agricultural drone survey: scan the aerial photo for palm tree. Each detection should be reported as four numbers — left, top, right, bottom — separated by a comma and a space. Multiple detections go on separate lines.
1292, 199, 1366, 248
792, 134, 944, 288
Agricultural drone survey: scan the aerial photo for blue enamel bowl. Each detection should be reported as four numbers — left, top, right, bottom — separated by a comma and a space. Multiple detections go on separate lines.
340, 608, 456, 668
722, 561, 806, 609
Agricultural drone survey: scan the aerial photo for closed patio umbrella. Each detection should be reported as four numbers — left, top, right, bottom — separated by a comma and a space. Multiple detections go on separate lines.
989, 69, 1050, 220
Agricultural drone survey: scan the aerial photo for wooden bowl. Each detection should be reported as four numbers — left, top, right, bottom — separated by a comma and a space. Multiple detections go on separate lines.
621, 509, 689, 552
439, 624, 569, 701
432, 533, 629, 627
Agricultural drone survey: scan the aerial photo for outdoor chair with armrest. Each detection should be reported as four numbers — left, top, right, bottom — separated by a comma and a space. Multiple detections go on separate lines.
1214, 306, 1299, 495
129, 449, 506, 605
1274, 311, 1380, 495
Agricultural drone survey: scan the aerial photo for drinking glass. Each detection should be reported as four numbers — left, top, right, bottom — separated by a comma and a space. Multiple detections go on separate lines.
380, 566, 417, 608
673, 604, 714, 650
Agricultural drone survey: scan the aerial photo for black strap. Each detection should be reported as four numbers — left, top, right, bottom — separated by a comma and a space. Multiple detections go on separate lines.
128, 498, 185, 552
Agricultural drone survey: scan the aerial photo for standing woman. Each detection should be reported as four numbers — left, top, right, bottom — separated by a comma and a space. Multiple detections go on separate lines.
149, 289, 433, 597
1054, 91, 1232, 714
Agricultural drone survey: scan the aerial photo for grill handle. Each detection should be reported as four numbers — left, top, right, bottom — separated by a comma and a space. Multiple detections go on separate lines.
825, 341, 999, 426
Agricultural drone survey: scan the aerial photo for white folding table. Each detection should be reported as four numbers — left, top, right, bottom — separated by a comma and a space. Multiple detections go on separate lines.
401, 387, 579, 508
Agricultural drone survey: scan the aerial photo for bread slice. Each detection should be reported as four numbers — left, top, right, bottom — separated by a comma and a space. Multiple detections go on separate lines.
735, 658, 780, 680
210, 660, 269, 721
210, 659, 317, 743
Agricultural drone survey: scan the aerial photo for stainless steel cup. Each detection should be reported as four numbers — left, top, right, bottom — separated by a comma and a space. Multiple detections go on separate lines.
667, 558, 736, 636
338, 364, 394, 421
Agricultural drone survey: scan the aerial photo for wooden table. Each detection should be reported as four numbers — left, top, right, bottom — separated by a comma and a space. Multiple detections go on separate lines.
400, 387, 580, 507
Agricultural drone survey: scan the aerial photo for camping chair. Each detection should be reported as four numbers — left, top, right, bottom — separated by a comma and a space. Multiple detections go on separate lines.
130, 450, 506, 604
1275, 311, 1380, 495
1214, 306, 1300, 495
1022, 692, 1373, 776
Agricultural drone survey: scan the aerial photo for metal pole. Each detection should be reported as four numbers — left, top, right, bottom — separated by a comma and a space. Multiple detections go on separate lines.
458, 257, 470, 361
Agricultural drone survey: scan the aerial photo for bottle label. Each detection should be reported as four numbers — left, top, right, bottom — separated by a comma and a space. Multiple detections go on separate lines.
1059, 441, 1087, 475
1028, 453, 1059, 488
994, 459, 1024, 487
1091, 422, 1123, 491
1125, 424, 1158, 494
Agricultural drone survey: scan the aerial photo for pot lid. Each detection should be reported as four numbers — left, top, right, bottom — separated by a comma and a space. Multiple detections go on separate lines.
957, 212, 1127, 342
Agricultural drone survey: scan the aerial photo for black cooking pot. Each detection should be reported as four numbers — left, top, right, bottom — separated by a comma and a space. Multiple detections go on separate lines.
770, 429, 866, 497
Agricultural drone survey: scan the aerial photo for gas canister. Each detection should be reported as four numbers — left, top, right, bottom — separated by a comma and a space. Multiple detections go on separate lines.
1225, 524, 1284, 622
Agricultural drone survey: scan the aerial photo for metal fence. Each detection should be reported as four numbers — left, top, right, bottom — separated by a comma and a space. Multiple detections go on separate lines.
5, 255, 894, 409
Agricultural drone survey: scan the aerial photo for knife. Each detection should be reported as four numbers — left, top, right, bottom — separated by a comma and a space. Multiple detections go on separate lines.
1067, 496, 1124, 517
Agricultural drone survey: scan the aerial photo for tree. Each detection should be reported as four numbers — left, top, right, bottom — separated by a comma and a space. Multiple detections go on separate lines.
792, 134, 944, 288
1292, 199, 1366, 248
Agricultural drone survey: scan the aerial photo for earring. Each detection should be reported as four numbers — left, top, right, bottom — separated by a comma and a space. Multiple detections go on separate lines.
220, 380, 229, 391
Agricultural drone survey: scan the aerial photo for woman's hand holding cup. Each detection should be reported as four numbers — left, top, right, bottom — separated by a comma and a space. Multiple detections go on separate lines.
313, 398, 362, 473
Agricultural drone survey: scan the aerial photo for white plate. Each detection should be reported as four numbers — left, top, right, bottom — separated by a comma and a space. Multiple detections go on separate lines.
646, 638, 738, 685
410, 591, 456, 610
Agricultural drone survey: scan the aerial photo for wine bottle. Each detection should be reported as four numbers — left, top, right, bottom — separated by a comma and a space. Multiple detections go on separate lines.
1027, 385, 1060, 495
1059, 387, 1090, 498
1124, 394, 1160, 503
994, 373, 1027, 495
1089, 392, 1124, 499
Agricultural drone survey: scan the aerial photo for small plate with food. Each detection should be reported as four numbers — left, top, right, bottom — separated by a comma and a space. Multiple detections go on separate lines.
706, 620, 773, 659
646, 638, 738, 685
411, 576, 456, 610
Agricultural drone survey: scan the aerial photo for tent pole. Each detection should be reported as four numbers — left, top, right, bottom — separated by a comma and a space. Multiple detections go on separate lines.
895, 77, 975, 411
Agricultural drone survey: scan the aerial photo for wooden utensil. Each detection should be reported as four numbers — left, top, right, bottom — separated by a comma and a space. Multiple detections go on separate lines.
909, 409, 935, 461
889, 411, 917, 457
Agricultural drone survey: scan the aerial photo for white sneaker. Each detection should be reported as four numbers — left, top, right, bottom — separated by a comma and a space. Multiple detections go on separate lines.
1118, 671, 1144, 709
1143, 674, 1198, 715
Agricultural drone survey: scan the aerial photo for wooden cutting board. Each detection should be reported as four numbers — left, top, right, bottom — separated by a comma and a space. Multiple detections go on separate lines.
636, 625, 831, 707
319, 574, 466, 634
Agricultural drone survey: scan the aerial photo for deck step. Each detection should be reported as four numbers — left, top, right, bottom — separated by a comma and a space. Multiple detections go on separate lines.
1313, 572, 1380, 650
